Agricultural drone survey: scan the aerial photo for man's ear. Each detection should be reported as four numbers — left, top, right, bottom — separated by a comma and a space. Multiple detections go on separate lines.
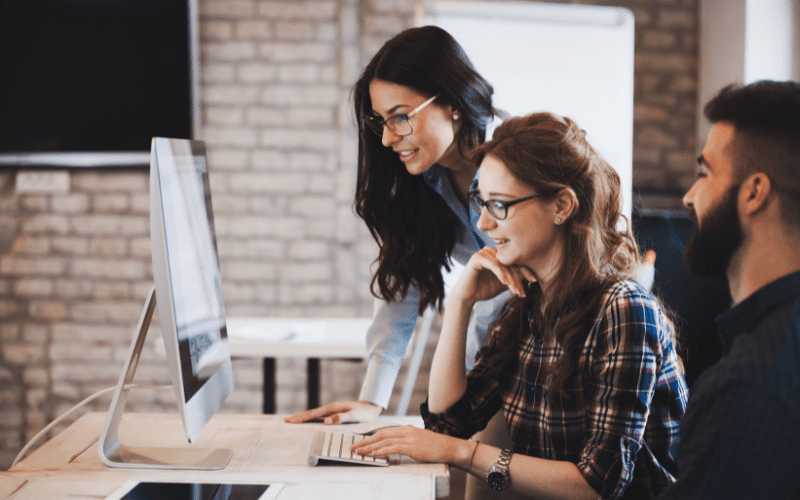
740, 173, 772, 217
554, 188, 578, 225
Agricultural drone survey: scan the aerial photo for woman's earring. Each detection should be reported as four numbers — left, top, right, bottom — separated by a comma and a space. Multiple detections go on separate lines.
452, 113, 459, 120
555, 217, 563, 224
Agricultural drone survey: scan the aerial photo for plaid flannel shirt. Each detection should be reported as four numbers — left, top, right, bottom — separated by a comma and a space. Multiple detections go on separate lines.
422, 279, 688, 499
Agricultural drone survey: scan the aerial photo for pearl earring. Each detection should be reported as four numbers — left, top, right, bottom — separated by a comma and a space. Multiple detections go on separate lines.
556, 217, 562, 224
452, 113, 459, 120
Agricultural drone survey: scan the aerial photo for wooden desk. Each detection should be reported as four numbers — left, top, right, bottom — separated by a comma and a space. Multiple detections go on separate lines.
2, 412, 448, 500
226, 318, 371, 413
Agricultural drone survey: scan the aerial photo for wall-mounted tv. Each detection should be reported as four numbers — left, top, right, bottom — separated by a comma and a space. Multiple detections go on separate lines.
0, 0, 199, 168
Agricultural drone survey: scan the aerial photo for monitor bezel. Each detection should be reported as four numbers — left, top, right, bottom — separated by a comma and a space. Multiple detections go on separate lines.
98, 137, 235, 470
150, 137, 233, 443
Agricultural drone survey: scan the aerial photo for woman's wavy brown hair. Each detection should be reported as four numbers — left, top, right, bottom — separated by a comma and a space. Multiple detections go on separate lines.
353, 26, 495, 313
472, 113, 677, 396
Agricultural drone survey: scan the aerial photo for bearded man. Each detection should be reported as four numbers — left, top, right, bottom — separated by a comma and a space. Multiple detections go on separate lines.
660, 80, 800, 499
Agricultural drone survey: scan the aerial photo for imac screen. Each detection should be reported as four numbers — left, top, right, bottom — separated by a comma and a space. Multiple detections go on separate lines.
156, 140, 227, 401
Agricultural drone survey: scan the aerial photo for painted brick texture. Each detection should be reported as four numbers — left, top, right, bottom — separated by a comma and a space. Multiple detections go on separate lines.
0, 0, 698, 469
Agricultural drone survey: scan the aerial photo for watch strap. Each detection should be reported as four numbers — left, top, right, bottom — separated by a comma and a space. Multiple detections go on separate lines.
496, 448, 513, 469
486, 448, 514, 491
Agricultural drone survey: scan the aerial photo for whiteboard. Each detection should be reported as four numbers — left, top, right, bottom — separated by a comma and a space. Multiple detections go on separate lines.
420, 1, 635, 219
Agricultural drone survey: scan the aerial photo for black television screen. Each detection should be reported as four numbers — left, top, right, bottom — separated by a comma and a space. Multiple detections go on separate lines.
0, 0, 197, 168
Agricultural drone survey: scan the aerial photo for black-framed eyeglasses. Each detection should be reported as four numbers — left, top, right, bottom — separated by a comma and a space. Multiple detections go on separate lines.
364, 94, 440, 137
469, 190, 549, 220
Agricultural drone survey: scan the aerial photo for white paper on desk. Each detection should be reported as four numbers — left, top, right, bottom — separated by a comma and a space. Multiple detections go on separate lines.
228, 324, 284, 341
226, 320, 327, 342
283, 323, 326, 342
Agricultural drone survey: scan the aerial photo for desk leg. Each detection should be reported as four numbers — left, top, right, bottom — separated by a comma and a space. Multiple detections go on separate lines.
263, 358, 276, 414
307, 358, 320, 410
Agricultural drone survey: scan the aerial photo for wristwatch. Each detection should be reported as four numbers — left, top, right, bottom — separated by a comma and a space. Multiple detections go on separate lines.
487, 448, 513, 491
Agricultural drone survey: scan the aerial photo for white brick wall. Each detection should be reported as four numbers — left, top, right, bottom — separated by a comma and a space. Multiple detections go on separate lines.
0, 0, 701, 469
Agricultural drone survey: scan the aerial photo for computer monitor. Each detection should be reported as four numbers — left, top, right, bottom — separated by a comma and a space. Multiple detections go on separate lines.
99, 137, 234, 470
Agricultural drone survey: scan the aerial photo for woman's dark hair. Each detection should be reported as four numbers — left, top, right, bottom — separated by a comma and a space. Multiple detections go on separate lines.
353, 26, 495, 313
472, 113, 681, 396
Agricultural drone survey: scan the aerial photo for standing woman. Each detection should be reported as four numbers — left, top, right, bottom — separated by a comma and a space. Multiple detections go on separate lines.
286, 25, 518, 423
352, 113, 688, 499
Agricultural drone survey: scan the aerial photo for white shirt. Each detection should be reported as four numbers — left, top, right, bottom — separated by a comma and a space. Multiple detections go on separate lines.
358, 163, 509, 408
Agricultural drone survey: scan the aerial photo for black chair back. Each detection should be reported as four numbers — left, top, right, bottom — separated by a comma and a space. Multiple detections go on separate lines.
633, 210, 730, 388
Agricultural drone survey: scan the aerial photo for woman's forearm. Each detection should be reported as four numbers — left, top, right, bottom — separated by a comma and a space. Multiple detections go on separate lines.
351, 426, 599, 500
427, 294, 475, 413
467, 444, 599, 500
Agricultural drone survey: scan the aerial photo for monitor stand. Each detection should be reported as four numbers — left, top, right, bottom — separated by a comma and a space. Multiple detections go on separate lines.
98, 286, 233, 470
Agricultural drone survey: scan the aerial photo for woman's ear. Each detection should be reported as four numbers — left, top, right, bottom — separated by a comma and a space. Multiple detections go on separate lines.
553, 188, 578, 225
449, 107, 463, 136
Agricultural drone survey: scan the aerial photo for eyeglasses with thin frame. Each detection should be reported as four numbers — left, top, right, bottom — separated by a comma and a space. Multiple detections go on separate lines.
365, 93, 440, 137
468, 190, 549, 220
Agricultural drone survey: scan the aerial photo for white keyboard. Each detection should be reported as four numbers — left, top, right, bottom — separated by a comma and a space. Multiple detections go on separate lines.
307, 430, 389, 467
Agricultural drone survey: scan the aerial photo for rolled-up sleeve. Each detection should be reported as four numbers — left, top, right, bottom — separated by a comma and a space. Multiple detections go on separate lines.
358, 287, 420, 409
578, 289, 664, 499
360, 164, 493, 409
357, 280, 506, 409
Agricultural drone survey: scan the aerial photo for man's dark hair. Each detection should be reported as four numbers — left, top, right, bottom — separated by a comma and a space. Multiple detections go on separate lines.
704, 80, 800, 227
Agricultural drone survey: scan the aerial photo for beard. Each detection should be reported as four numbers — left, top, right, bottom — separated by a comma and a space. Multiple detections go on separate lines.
683, 184, 744, 278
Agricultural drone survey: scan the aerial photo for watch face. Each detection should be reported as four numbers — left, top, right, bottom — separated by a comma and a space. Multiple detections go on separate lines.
487, 470, 509, 491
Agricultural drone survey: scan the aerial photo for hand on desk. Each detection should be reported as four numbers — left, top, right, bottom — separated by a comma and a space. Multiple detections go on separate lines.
284, 400, 381, 424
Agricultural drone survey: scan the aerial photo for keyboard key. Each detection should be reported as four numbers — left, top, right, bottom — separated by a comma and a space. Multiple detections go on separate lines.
329, 432, 342, 458
307, 430, 389, 467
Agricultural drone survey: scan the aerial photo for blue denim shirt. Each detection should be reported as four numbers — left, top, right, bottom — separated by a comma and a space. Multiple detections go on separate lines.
358, 164, 509, 408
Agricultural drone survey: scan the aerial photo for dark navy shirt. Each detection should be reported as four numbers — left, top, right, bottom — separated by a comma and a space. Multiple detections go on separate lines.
660, 270, 800, 499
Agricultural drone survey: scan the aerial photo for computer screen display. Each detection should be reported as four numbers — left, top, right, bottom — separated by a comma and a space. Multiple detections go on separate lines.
99, 138, 233, 467
155, 140, 227, 401
150, 137, 232, 443
112, 481, 283, 500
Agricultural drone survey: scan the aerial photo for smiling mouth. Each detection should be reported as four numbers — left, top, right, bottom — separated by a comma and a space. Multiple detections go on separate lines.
494, 238, 509, 247
397, 149, 418, 161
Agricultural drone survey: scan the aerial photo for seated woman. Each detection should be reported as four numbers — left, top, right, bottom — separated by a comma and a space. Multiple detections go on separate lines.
352, 113, 688, 500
